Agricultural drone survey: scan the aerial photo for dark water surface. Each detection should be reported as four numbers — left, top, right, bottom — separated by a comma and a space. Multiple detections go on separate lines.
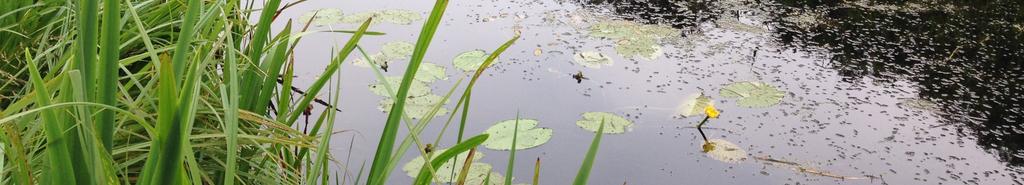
274, 0, 1023, 184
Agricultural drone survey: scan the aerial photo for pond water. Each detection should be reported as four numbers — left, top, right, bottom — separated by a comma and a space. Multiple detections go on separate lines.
272, 0, 1023, 184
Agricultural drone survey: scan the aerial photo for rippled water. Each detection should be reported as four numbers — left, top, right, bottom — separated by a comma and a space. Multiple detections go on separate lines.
275, 0, 1023, 184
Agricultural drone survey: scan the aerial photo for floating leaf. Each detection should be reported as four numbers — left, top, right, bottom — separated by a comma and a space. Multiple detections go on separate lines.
719, 81, 784, 108
401, 149, 485, 181
415, 63, 447, 83
378, 9, 423, 25
677, 92, 713, 117
381, 41, 415, 60
589, 21, 677, 39
481, 119, 553, 150
378, 94, 449, 119
572, 51, 613, 69
353, 52, 388, 67
716, 18, 766, 34
340, 12, 379, 24
453, 50, 489, 71
575, 112, 633, 134
339, 10, 423, 25
369, 76, 431, 97
898, 98, 939, 111
299, 8, 344, 26
614, 37, 662, 60
702, 139, 748, 163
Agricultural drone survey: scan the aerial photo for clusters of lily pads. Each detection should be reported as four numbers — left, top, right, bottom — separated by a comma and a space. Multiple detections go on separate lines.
300, 8, 423, 26
363, 41, 451, 119
585, 20, 678, 61
400, 112, 634, 184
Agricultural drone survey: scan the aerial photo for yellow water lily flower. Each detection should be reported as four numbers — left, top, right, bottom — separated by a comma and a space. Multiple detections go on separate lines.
704, 104, 720, 118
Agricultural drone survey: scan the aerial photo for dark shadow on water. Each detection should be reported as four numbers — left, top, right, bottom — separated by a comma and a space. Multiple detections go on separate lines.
579, 0, 1024, 168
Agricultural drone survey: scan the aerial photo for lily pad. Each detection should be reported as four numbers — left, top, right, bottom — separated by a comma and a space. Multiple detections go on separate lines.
589, 20, 677, 40
719, 81, 784, 108
381, 41, 415, 60
677, 92, 714, 117
378, 9, 423, 25
453, 50, 489, 71
340, 12, 379, 24
572, 51, 613, 69
401, 149, 485, 181
299, 9, 344, 26
339, 10, 423, 25
575, 112, 633, 134
614, 37, 663, 60
702, 139, 748, 163
415, 63, 447, 83
369, 76, 431, 97
378, 94, 449, 119
353, 52, 388, 67
481, 119, 553, 150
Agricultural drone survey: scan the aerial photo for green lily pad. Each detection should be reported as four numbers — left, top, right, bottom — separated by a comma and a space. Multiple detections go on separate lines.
369, 76, 431, 97
572, 51, 614, 69
481, 119, 553, 150
719, 81, 784, 108
453, 50, 490, 71
401, 149, 485, 181
677, 92, 713, 118
378, 94, 449, 119
299, 8, 344, 26
703, 139, 748, 163
415, 63, 447, 83
340, 12, 379, 24
614, 37, 663, 60
381, 41, 415, 60
378, 9, 423, 25
589, 20, 677, 40
353, 52, 387, 68
339, 10, 423, 25
575, 112, 633, 134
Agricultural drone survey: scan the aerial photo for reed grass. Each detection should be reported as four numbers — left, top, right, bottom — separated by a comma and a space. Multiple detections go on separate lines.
0, 0, 614, 184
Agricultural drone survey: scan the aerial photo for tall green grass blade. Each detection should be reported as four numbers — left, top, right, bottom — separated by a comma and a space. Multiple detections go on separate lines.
285, 18, 372, 125
306, 65, 344, 184
97, 0, 121, 151
24, 49, 77, 184
220, 27, 241, 185
169, 0, 202, 83
573, 119, 605, 185
240, 0, 282, 109
367, 0, 452, 182
250, 21, 291, 115
412, 134, 489, 185
137, 1, 210, 178
452, 34, 519, 143
505, 113, 520, 185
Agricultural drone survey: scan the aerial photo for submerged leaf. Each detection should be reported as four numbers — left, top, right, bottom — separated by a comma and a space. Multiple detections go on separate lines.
481, 119, 553, 150
703, 139, 748, 163
340, 12, 379, 24
572, 51, 614, 69
719, 81, 784, 108
677, 92, 713, 117
299, 8, 344, 26
353, 52, 388, 67
575, 112, 633, 134
453, 50, 490, 71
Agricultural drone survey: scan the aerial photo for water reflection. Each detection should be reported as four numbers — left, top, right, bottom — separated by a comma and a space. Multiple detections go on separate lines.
580, 0, 1024, 169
